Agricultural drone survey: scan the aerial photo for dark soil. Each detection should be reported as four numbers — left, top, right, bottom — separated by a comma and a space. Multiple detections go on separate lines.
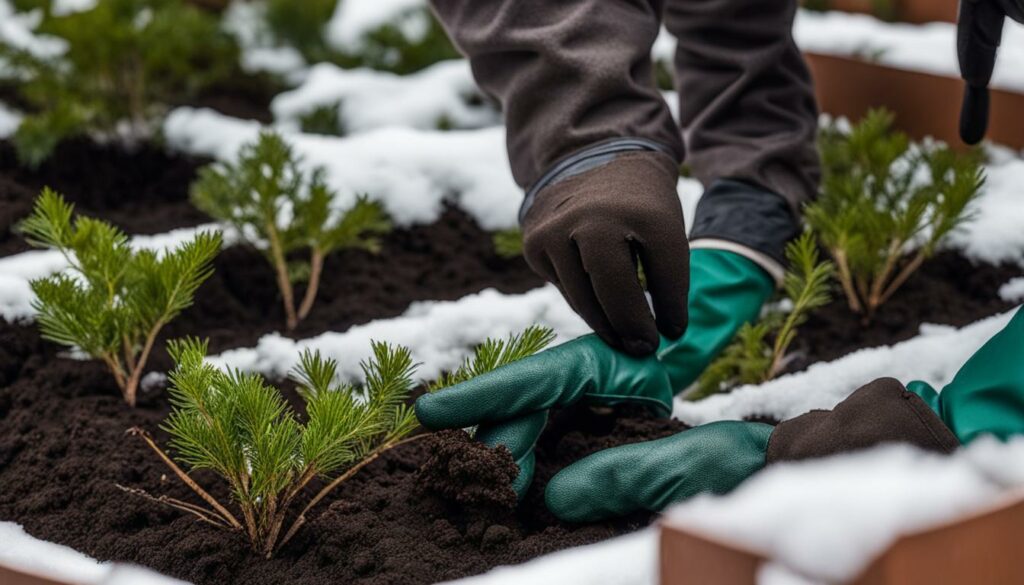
0, 138, 210, 256
787, 251, 1021, 372
0, 328, 686, 584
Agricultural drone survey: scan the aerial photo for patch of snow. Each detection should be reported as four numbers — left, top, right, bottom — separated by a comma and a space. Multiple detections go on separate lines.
949, 151, 1024, 266
326, 0, 426, 52
272, 60, 499, 134
674, 310, 1017, 425
222, 0, 308, 84
209, 285, 590, 383
52, 0, 97, 16
0, 0, 67, 67
0, 522, 186, 584
1000, 277, 1024, 303
165, 107, 521, 229
165, 108, 705, 233
666, 438, 1024, 584
0, 101, 23, 138
0, 223, 229, 321
794, 10, 1024, 92
445, 528, 657, 585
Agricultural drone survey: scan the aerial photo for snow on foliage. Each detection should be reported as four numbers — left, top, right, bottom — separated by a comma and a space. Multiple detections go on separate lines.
325, 0, 428, 52
674, 310, 1018, 425
666, 437, 1024, 584
0, 101, 22, 138
1000, 278, 1024, 303
271, 60, 499, 134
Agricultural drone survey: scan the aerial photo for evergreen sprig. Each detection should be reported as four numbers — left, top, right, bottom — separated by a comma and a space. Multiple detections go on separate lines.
21, 189, 221, 406
1, 0, 238, 167
695, 234, 834, 397
133, 338, 419, 557
429, 325, 556, 392
191, 131, 392, 330
492, 228, 524, 259
806, 109, 984, 323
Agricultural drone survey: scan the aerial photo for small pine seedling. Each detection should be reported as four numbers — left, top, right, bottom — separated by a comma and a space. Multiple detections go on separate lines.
191, 131, 392, 330
127, 338, 419, 557
20, 189, 221, 406
1, 0, 239, 167
696, 233, 835, 397
806, 109, 984, 323
128, 326, 552, 557
429, 325, 556, 392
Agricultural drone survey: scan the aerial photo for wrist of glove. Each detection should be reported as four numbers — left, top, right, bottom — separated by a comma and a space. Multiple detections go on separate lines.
522, 150, 690, 356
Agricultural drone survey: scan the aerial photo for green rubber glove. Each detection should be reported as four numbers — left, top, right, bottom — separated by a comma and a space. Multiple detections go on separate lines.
545, 421, 773, 522
658, 249, 774, 392
416, 249, 774, 498
907, 306, 1024, 444
416, 334, 674, 497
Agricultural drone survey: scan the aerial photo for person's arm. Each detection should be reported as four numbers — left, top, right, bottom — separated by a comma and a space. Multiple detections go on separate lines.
429, 0, 689, 355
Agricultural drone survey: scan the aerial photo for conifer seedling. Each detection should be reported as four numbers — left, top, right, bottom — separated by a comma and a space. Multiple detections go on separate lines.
20, 189, 221, 406
190, 131, 392, 331
127, 326, 553, 557
806, 110, 984, 323
0, 0, 238, 166
696, 233, 835, 397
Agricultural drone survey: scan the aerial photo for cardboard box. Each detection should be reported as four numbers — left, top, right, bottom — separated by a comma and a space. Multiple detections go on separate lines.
661, 490, 1024, 585
805, 52, 1024, 150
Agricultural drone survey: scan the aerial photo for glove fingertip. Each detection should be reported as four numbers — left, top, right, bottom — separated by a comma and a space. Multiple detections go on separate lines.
413, 393, 447, 430
960, 85, 989, 145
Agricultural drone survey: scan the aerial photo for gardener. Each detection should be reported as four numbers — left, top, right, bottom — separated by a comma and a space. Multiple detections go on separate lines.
421, 0, 1024, 520
430, 0, 818, 357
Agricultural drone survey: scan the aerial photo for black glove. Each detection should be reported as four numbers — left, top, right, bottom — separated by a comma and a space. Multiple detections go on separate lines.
958, 0, 1024, 144
521, 150, 690, 356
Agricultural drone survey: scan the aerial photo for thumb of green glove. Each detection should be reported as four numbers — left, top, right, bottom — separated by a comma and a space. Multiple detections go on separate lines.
907, 306, 1024, 444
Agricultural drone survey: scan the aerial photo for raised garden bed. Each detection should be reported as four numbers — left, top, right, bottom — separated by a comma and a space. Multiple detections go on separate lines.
802, 0, 958, 24
0, 133, 1019, 583
806, 52, 1024, 151
661, 473, 1024, 585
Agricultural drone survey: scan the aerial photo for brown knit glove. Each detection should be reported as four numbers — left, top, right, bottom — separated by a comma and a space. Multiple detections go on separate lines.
522, 151, 689, 355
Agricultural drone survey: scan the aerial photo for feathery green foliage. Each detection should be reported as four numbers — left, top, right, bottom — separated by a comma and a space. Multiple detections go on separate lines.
806, 109, 985, 323
299, 102, 346, 136
492, 228, 524, 259
20, 189, 221, 406
696, 233, 835, 398
429, 325, 556, 392
191, 131, 392, 330
1, 0, 238, 167
145, 338, 417, 557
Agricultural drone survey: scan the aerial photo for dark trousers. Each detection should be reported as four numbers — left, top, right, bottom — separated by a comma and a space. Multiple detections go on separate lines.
429, 0, 820, 212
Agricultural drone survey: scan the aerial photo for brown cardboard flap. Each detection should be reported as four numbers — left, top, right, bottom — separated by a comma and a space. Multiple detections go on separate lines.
805, 52, 1024, 151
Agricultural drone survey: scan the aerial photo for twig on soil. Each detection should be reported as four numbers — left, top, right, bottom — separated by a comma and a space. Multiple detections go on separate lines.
127, 427, 243, 531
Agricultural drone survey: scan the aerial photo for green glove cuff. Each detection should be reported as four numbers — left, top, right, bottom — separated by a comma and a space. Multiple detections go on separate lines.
934, 307, 1024, 444
658, 249, 774, 393
544, 421, 773, 522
